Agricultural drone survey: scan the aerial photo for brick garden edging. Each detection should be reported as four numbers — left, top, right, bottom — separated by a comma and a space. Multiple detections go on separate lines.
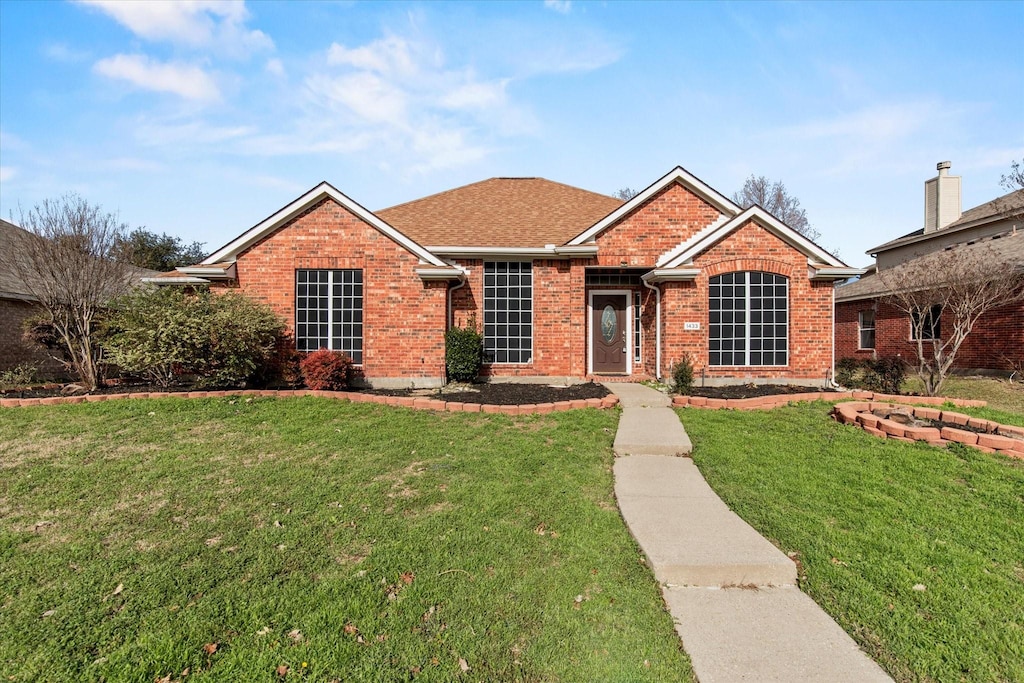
672, 390, 986, 411
0, 388, 620, 415
832, 401, 1024, 459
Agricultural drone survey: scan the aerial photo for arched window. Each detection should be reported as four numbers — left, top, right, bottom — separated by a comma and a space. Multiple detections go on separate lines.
708, 272, 788, 366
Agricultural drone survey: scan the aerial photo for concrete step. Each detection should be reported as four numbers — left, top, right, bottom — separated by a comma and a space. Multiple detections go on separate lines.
666, 585, 893, 682
613, 407, 693, 456
614, 456, 796, 586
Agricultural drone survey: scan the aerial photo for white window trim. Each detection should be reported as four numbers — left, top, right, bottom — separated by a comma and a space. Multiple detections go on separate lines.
858, 309, 876, 350
587, 289, 633, 376
709, 272, 789, 367
909, 305, 941, 342
483, 261, 534, 365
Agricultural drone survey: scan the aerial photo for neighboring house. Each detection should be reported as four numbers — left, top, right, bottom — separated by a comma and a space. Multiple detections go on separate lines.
150, 166, 861, 387
835, 162, 1024, 372
0, 219, 63, 375
0, 218, 158, 378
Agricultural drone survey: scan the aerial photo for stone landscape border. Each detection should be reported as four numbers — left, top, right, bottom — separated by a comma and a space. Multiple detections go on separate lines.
0, 388, 620, 415
832, 401, 1024, 459
672, 390, 986, 411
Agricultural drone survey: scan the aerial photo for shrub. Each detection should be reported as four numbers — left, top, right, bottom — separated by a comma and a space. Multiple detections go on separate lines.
0, 362, 39, 389
833, 356, 906, 395
300, 349, 353, 390
671, 355, 694, 394
834, 357, 861, 388
446, 316, 484, 383
103, 287, 284, 388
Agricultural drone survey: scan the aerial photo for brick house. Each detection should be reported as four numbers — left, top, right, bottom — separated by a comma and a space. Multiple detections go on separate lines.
153, 166, 860, 387
835, 162, 1024, 372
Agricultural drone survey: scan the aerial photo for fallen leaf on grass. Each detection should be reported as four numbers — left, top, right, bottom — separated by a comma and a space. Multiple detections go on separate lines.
913, 584, 927, 591
458, 658, 470, 672
288, 629, 303, 642
203, 642, 218, 655
400, 571, 415, 585
343, 623, 358, 635
40, 609, 56, 618
256, 626, 272, 636
275, 664, 289, 676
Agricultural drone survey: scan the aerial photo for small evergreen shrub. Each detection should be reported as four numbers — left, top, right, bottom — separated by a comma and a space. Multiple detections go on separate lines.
299, 348, 353, 390
834, 357, 861, 388
833, 356, 906, 395
446, 316, 484, 383
671, 355, 695, 394
0, 362, 38, 389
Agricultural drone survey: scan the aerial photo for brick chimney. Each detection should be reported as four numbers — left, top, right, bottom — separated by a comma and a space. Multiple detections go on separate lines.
923, 161, 961, 233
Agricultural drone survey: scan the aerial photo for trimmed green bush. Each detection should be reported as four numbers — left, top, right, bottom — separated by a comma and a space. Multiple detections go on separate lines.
834, 356, 906, 395
103, 287, 284, 388
671, 355, 694, 394
445, 316, 484, 383
299, 348, 353, 390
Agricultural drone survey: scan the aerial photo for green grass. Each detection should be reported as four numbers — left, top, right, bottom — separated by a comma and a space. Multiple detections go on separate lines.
0, 398, 692, 682
680, 402, 1024, 683
903, 375, 1024, 416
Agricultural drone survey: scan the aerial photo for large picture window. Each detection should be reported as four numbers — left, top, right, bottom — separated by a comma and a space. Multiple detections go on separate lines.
483, 261, 533, 364
295, 269, 363, 363
709, 271, 788, 366
858, 310, 876, 349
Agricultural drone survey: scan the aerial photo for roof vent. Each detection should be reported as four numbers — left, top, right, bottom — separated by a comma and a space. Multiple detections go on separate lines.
924, 161, 961, 234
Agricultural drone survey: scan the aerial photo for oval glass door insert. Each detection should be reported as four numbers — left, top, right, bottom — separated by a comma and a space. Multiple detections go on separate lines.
601, 304, 617, 343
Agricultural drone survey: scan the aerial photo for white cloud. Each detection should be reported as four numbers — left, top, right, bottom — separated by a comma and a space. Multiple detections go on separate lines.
307, 72, 408, 125
77, 0, 273, 57
327, 36, 420, 77
42, 42, 91, 63
94, 54, 221, 101
0, 167, 16, 183
265, 58, 285, 77
544, 0, 572, 14
439, 79, 509, 110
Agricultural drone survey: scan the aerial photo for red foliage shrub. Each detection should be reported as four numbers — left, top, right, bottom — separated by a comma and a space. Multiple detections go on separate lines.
299, 349, 353, 391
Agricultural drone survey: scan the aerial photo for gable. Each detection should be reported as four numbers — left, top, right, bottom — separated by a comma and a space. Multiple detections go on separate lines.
203, 182, 446, 267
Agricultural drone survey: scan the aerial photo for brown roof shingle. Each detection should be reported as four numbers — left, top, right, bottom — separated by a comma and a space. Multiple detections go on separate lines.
375, 177, 624, 249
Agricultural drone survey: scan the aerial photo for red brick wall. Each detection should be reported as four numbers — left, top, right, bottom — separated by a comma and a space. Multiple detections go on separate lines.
836, 298, 1024, 371
0, 298, 64, 378
655, 220, 834, 382
232, 197, 448, 383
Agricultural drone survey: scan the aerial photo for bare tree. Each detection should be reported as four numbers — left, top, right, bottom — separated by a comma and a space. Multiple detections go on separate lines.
1000, 159, 1024, 192
1, 194, 139, 390
732, 175, 821, 243
613, 187, 639, 201
877, 243, 1024, 395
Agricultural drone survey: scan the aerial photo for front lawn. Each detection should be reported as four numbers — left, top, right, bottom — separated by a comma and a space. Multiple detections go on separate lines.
681, 402, 1024, 683
0, 398, 691, 682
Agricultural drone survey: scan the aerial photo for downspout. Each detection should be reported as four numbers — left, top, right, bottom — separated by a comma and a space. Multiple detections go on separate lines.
642, 278, 662, 381
829, 283, 839, 388
447, 276, 467, 330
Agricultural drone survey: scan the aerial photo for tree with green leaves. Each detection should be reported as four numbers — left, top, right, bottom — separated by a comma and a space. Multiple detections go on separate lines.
114, 228, 206, 271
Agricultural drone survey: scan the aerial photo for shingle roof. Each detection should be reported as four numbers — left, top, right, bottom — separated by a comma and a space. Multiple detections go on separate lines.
0, 219, 46, 300
838, 227, 1024, 301
375, 177, 624, 248
870, 189, 1024, 254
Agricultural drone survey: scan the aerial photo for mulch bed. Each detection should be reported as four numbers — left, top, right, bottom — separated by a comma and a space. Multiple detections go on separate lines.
686, 384, 839, 400
365, 382, 611, 406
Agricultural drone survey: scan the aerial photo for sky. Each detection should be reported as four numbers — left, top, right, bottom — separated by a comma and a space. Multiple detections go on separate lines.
1, 1, 1021, 267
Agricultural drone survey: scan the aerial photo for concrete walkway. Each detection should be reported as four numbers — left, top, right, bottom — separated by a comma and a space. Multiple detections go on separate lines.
605, 383, 892, 683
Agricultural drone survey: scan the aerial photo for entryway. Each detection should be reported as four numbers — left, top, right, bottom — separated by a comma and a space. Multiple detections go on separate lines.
590, 291, 629, 375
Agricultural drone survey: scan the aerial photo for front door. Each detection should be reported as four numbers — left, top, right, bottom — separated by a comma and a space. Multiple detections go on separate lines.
592, 293, 628, 374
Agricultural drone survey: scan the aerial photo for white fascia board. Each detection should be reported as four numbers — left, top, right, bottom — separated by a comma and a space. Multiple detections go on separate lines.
663, 206, 848, 269
176, 263, 236, 279
143, 276, 211, 285
202, 182, 446, 268
415, 267, 466, 281
427, 245, 596, 259
567, 166, 743, 246
641, 268, 701, 283
655, 214, 730, 268
810, 267, 867, 281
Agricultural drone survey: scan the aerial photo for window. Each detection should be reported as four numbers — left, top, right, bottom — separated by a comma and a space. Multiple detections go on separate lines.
910, 304, 941, 341
709, 271, 788, 366
483, 262, 532, 363
858, 310, 876, 349
633, 291, 642, 363
295, 269, 363, 363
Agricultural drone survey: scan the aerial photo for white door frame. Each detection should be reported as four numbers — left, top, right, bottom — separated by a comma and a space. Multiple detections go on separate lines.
587, 289, 632, 375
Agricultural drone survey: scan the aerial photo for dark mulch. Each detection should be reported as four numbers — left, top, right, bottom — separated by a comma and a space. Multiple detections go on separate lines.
686, 384, 838, 400
366, 381, 611, 406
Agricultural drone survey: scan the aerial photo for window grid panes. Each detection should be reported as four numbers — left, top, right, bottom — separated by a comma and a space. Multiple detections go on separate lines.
858, 310, 876, 349
911, 305, 941, 341
633, 291, 642, 363
483, 262, 533, 364
295, 269, 363, 363
585, 273, 643, 287
708, 272, 788, 366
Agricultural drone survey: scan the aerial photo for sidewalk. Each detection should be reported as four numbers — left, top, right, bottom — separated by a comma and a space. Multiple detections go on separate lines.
605, 383, 892, 683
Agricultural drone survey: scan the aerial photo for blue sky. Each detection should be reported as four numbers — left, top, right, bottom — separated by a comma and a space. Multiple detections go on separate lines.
1, 1, 1021, 266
